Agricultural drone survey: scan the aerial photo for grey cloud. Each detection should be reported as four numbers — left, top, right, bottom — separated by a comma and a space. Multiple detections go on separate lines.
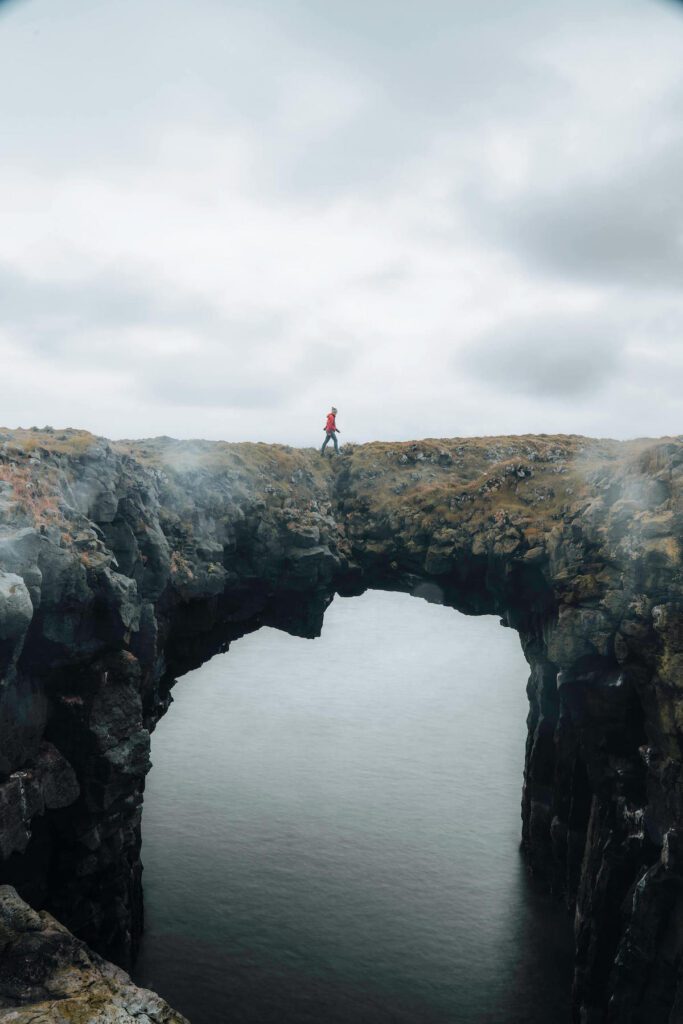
296, 342, 356, 378
0, 264, 229, 339
0, 265, 286, 359
0, 0, 665, 213
458, 317, 622, 398
0, 268, 158, 351
143, 362, 287, 410
0, 263, 290, 411
472, 137, 683, 290
354, 262, 411, 291
259, 2, 571, 200
0, 0, 568, 200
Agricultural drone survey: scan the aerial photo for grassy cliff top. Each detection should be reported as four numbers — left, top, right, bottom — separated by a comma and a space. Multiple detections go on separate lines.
0, 426, 678, 536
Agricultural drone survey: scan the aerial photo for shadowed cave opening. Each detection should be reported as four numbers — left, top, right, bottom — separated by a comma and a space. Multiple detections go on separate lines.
132, 589, 574, 1024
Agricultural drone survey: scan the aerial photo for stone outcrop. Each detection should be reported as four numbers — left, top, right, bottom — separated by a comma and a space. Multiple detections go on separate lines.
0, 427, 682, 1022
0, 884, 187, 1023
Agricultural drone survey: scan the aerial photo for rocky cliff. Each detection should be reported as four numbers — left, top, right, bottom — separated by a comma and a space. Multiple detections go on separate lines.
0, 427, 682, 1022
0, 884, 187, 1023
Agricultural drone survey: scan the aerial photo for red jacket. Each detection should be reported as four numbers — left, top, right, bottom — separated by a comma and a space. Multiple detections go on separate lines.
324, 412, 337, 433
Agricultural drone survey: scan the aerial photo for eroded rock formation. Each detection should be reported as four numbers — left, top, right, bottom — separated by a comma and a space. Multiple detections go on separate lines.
0, 884, 187, 1022
0, 427, 682, 1022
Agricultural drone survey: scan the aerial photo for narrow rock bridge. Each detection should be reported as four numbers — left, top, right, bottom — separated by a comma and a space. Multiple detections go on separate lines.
1, 428, 682, 1023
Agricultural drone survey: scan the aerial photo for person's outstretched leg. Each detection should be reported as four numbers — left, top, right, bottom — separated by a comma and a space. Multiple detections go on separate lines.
332, 433, 339, 453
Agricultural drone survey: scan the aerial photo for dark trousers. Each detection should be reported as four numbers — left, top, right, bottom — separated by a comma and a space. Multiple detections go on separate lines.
321, 431, 339, 454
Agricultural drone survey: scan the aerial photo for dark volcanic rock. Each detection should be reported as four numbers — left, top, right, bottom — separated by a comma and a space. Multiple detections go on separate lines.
0, 428, 682, 1022
0, 884, 187, 1022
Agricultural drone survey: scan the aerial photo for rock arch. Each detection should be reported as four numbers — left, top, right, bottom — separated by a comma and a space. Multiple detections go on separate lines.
0, 428, 682, 1022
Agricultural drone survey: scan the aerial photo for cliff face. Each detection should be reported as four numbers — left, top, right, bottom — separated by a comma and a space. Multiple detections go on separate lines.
0, 428, 682, 1022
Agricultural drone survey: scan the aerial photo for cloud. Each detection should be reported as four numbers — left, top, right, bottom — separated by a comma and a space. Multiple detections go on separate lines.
145, 369, 285, 410
458, 317, 622, 399
0, 264, 227, 337
455, 7, 683, 293
473, 140, 683, 289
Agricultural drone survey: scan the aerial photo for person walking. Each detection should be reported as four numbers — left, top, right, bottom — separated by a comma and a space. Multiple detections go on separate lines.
321, 406, 340, 455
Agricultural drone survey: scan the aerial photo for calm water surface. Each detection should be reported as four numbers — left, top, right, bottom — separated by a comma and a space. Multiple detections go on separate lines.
134, 591, 572, 1023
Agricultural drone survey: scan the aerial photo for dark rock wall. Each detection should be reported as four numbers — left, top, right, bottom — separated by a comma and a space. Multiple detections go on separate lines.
0, 429, 682, 1022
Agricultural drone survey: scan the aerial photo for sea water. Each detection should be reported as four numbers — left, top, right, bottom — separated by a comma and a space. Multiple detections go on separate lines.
134, 590, 572, 1023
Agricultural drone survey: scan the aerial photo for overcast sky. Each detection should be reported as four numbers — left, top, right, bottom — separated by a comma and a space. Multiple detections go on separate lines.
1, 0, 682, 445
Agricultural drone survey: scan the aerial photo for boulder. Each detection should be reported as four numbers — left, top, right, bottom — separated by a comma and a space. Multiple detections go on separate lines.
0, 885, 187, 1022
